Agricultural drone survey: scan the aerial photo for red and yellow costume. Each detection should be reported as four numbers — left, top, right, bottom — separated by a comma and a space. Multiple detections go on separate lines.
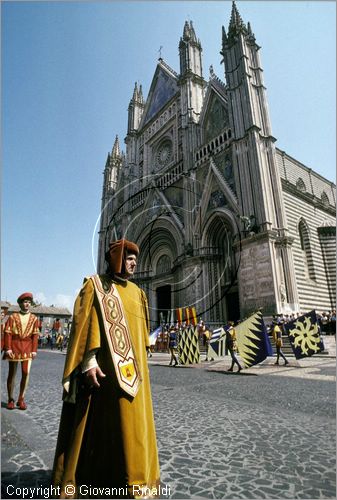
4, 292, 39, 410
4, 312, 39, 360
1, 312, 7, 351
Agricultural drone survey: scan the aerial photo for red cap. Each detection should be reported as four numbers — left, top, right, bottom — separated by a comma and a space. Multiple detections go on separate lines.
17, 292, 34, 304
105, 239, 139, 274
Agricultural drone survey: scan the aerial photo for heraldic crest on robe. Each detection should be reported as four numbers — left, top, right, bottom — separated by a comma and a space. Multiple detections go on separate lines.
52, 274, 160, 499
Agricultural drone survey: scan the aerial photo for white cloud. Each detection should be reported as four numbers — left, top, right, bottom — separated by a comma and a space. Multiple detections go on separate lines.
54, 294, 75, 310
35, 292, 47, 304
33, 291, 77, 310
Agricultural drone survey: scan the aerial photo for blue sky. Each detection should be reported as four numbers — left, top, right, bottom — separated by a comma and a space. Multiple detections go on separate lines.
2, 1, 336, 309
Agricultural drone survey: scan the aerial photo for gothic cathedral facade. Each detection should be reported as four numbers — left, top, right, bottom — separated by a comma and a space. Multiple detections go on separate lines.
97, 2, 336, 328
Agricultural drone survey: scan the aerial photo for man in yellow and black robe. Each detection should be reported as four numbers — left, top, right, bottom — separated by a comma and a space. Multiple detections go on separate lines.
52, 239, 160, 498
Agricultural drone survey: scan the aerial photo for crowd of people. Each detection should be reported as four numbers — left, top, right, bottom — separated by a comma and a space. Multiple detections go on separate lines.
266, 310, 336, 335
38, 331, 68, 351
151, 318, 245, 370
150, 307, 336, 369
317, 310, 336, 335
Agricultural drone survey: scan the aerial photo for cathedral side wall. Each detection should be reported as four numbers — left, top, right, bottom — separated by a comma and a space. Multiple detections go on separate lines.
282, 189, 335, 313
277, 149, 336, 205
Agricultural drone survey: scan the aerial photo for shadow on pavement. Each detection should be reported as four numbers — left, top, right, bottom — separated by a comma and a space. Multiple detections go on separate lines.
206, 369, 258, 376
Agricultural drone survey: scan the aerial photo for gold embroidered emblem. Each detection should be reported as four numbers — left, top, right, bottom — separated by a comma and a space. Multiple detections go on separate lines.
91, 275, 140, 397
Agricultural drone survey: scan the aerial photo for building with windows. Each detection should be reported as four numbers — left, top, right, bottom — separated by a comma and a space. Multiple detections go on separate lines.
1, 302, 72, 335
97, 2, 335, 328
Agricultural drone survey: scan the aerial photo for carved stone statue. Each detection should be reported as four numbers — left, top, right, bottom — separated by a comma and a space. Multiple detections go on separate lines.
279, 283, 287, 303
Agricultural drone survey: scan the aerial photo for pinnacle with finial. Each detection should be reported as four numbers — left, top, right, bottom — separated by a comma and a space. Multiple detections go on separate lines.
138, 84, 143, 103
189, 20, 197, 42
111, 135, 120, 158
132, 82, 138, 100
229, 1, 246, 31
183, 20, 190, 40
222, 25, 227, 43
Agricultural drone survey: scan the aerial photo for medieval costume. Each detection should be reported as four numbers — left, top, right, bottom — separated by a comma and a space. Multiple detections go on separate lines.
198, 320, 212, 361
56, 333, 64, 351
1, 310, 8, 351
4, 292, 39, 410
168, 326, 178, 367
52, 239, 160, 499
226, 323, 242, 373
272, 322, 289, 365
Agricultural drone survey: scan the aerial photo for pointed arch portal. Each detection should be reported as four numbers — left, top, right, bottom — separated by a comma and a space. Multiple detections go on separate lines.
202, 212, 240, 324
156, 285, 172, 325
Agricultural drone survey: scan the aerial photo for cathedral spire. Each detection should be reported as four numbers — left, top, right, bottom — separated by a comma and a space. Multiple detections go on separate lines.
127, 81, 145, 134
183, 21, 189, 39
182, 20, 200, 45
229, 1, 245, 30
179, 20, 203, 77
222, 25, 227, 44
246, 21, 256, 42
138, 84, 144, 104
227, 1, 248, 39
189, 20, 197, 42
132, 82, 138, 101
111, 135, 121, 158
182, 21, 191, 41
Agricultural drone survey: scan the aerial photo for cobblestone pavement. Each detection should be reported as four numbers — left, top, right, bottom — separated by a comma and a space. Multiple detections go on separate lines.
1, 350, 336, 499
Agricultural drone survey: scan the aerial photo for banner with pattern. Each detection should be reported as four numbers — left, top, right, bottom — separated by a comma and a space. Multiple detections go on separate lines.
284, 310, 324, 359
208, 328, 226, 359
235, 311, 272, 368
176, 307, 198, 326
178, 326, 200, 365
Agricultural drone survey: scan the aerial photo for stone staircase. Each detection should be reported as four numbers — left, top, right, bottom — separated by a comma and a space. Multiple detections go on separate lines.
273, 334, 294, 356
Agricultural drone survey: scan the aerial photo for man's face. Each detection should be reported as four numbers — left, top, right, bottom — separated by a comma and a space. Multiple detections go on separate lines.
20, 299, 32, 313
124, 253, 137, 277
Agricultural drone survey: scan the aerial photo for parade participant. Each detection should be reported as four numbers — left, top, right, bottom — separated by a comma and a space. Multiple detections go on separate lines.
56, 332, 64, 352
52, 239, 160, 498
1, 310, 8, 351
4, 292, 39, 410
168, 325, 178, 367
46, 332, 51, 348
226, 321, 242, 373
37, 316, 43, 332
52, 318, 61, 335
198, 320, 212, 361
272, 321, 289, 365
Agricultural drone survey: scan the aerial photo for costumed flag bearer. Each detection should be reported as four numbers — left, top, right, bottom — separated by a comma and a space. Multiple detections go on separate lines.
226, 321, 242, 373
272, 321, 289, 366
